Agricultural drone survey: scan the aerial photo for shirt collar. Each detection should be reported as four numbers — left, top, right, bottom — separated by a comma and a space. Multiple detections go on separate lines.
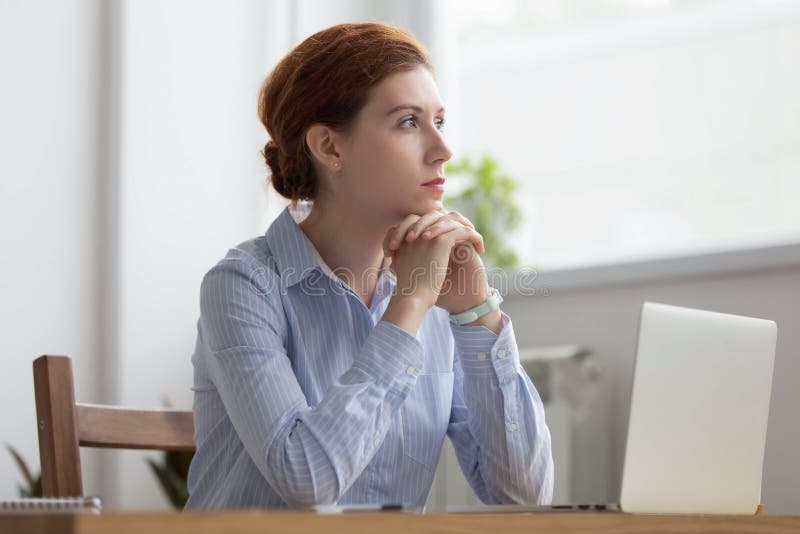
264, 205, 396, 291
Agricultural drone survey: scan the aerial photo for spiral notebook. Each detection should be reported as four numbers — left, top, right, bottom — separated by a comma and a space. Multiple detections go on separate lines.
0, 496, 102, 514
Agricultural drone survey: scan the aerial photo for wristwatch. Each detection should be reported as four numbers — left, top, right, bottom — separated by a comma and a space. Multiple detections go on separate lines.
448, 287, 504, 325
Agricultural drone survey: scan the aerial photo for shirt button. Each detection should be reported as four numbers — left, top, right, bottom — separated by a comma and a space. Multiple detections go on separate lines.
508, 422, 518, 432
497, 349, 507, 358
373, 438, 381, 446
406, 365, 416, 376
477, 352, 487, 360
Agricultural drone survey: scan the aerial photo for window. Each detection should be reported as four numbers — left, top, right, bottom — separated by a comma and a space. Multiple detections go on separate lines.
445, 0, 800, 270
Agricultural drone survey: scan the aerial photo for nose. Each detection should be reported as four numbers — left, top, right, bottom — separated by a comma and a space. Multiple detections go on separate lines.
427, 124, 453, 165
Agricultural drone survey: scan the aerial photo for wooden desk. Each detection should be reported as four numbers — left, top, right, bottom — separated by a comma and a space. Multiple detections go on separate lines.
3, 511, 800, 534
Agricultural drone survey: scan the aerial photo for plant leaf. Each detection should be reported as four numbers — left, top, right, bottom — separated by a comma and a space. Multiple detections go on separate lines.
147, 456, 189, 509
4, 442, 37, 491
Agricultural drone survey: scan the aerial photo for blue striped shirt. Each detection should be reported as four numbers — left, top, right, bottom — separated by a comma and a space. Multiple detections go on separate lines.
185, 205, 554, 510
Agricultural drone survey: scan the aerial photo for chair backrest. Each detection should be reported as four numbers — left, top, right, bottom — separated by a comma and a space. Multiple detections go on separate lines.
33, 355, 195, 497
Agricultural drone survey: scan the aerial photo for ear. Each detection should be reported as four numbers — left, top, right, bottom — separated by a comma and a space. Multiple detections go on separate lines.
305, 124, 343, 173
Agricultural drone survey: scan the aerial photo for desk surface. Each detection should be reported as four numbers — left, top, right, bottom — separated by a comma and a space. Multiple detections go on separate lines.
3, 511, 800, 534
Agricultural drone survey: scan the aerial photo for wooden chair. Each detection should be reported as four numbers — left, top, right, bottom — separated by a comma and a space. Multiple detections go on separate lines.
33, 355, 195, 497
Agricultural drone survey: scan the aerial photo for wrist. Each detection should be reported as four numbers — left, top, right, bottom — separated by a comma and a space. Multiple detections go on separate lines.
383, 295, 429, 336
462, 307, 503, 333
448, 286, 503, 331
390, 294, 430, 313
449, 285, 491, 315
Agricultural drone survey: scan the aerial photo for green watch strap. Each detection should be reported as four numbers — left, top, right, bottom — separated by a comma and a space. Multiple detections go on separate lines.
448, 287, 503, 325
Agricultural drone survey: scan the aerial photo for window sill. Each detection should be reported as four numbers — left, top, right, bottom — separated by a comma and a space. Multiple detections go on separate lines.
500, 239, 800, 296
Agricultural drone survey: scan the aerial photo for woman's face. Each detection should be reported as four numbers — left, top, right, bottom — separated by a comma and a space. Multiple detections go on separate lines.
336, 66, 452, 223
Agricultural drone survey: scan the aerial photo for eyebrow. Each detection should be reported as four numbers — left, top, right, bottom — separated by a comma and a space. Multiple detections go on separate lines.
385, 104, 446, 117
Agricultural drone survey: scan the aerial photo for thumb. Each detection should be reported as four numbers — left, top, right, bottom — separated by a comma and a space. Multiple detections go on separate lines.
382, 226, 396, 257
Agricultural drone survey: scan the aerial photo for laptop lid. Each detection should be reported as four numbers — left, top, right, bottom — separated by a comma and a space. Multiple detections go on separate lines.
619, 302, 777, 514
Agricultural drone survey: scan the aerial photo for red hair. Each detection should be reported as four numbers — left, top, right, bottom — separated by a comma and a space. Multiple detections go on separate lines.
258, 22, 433, 202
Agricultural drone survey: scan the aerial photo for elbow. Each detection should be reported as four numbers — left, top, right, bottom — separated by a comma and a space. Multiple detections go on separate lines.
263, 471, 343, 509
518, 447, 555, 505
279, 489, 339, 509
263, 441, 344, 509
263, 464, 343, 509
520, 467, 554, 505
490, 443, 555, 505
517, 420, 555, 505
495, 468, 554, 506
522, 436, 555, 505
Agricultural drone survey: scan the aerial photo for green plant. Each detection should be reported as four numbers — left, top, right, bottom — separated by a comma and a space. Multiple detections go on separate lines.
4, 442, 42, 497
146, 449, 193, 509
444, 153, 523, 269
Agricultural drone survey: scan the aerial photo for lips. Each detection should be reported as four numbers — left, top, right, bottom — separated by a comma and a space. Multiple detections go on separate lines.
422, 177, 445, 186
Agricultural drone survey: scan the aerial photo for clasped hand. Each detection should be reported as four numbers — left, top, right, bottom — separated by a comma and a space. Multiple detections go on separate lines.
382, 209, 491, 313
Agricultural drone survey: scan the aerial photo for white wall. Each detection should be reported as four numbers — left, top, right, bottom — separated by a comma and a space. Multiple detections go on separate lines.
0, 0, 106, 501
0, 0, 292, 507
113, 0, 291, 509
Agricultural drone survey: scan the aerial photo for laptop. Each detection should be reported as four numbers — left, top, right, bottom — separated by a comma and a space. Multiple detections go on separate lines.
446, 301, 778, 515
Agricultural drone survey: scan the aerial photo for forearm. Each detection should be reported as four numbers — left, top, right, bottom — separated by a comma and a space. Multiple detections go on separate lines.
463, 368, 554, 504
449, 312, 554, 504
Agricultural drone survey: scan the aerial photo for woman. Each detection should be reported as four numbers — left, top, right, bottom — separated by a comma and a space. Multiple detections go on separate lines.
185, 22, 553, 510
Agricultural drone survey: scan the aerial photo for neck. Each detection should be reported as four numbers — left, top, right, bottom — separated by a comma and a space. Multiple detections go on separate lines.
298, 199, 392, 308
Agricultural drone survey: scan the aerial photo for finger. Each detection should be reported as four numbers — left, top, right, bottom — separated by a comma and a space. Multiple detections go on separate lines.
440, 226, 486, 254
384, 230, 398, 268
382, 248, 395, 274
383, 226, 397, 257
419, 217, 460, 240
405, 211, 447, 242
438, 225, 485, 255
440, 210, 486, 254
446, 209, 475, 230
388, 214, 421, 251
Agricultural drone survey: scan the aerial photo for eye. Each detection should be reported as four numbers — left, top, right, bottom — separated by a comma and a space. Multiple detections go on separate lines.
400, 116, 418, 128
399, 116, 447, 132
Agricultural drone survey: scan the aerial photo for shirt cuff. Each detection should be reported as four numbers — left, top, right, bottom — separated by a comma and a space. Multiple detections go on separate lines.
450, 310, 520, 383
352, 319, 425, 395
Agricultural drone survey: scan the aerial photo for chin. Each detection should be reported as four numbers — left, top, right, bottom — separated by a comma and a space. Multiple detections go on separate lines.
424, 198, 445, 212
388, 194, 443, 220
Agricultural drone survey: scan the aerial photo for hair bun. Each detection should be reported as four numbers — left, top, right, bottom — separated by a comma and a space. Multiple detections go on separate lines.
263, 139, 280, 175
263, 140, 289, 197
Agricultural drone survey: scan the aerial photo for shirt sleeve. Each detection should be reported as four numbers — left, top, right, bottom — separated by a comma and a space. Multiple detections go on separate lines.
446, 310, 555, 505
199, 258, 425, 508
